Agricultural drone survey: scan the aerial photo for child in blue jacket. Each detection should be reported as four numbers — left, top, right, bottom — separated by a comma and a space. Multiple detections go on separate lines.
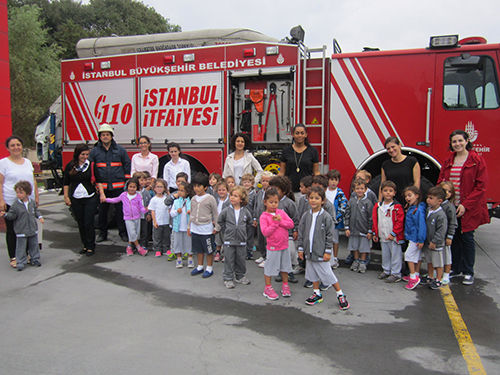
403, 186, 426, 290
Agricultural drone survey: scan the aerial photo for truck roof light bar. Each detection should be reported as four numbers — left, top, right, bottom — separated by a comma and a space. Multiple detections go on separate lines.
243, 48, 256, 57
83, 62, 94, 71
183, 53, 195, 62
429, 35, 458, 49
266, 46, 279, 55
164, 55, 175, 64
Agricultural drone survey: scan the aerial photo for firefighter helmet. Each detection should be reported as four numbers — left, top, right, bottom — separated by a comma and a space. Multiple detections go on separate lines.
97, 123, 114, 136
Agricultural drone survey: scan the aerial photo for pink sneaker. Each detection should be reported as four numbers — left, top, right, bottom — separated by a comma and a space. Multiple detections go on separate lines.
263, 286, 279, 300
405, 276, 421, 290
126, 246, 134, 256
281, 283, 291, 297
402, 276, 410, 282
155, 251, 161, 257
137, 246, 148, 256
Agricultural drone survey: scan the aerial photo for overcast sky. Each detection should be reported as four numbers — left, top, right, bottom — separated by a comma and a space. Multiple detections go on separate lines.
140, 0, 499, 54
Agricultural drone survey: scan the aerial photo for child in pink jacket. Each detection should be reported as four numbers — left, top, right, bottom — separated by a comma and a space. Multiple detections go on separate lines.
259, 188, 294, 300
106, 178, 148, 256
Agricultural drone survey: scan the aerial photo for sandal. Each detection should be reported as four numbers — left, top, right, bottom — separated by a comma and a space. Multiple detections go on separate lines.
79, 248, 87, 254
86, 249, 95, 257
9, 258, 16, 268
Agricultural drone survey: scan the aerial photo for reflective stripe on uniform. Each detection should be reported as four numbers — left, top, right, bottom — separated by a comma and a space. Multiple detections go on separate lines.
96, 163, 107, 167
110, 162, 123, 167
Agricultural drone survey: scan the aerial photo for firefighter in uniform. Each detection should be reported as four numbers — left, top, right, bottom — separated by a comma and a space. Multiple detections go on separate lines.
90, 123, 131, 242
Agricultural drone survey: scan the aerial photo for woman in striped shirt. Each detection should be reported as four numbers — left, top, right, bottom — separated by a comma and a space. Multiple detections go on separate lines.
438, 130, 489, 286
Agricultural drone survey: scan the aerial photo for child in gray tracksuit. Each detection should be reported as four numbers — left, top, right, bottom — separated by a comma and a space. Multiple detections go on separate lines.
345, 179, 374, 273
297, 186, 349, 309
1, 181, 44, 271
424, 186, 448, 290
217, 186, 253, 288
439, 181, 458, 285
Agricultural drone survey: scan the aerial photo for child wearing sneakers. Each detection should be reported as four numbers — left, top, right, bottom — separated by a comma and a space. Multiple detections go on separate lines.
402, 186, 426, 290
344, 178, 374, 273
439, 181, 457, 285
148, 179, 171, 258
423, 186, 448, 290
298, 186, 350, 309
269, 175, 299, 283
254, 171, 273, 268
241, 173, 256, 259
0, 181, 44, 271
105, 178, 148, 256
217, 186, 253, 288
135, 171, 154, 251
260, 188, 295, 300
372, 180, 405, 282
170, 181, 194, 268
325, 169, 348, 269
164, 172, 188, 259
214, 180, 230, 262
189, 173, 218, 278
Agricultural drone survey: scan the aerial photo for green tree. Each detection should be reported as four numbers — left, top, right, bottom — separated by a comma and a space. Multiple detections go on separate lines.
9, 0, 181, 59
8, 5, 61, 145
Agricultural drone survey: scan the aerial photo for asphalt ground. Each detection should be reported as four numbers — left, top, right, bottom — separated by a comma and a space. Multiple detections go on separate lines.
0, 191, 498, 375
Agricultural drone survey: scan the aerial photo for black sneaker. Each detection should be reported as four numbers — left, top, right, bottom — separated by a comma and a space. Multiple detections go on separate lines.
449, 271, 463, 279
337, 294, 350, 310
287, 273, 298, 284
303, 280, 313, 288
430, 280, 442, 290
462, 275, 474, 285
420, 275, 432, 286
305, 293, 323, 305
31, 260, 41, 267
319, 282, 331, 291
275, 275, 282, 282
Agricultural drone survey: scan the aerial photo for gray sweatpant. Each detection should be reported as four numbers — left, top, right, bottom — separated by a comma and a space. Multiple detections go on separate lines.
381, 241, 402, 276
153, 225, 171, 253
16, 235, 40, 268
223, 245, 247, 281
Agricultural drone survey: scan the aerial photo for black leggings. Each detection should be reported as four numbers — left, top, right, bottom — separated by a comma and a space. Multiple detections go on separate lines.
4, 204, 16, 259
71, 195, 98, 251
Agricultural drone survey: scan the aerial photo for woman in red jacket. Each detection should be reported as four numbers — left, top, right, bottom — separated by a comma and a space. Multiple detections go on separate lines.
437, 130, 489, 285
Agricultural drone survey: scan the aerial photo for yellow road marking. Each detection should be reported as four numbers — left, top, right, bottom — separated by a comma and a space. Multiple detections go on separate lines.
39, 201, 64, 208
440, 285, 486, 374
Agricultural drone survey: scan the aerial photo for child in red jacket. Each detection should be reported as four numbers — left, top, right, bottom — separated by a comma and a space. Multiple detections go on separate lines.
372, 180, 405, 283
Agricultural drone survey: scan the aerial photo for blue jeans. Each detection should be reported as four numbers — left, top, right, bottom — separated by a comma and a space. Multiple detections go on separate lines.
451, 219, 475, 276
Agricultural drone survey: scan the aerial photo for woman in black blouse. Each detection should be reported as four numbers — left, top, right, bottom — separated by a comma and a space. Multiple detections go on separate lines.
63, 144, 98, 256
380, 136, 421, 205
280, 124, 320, 192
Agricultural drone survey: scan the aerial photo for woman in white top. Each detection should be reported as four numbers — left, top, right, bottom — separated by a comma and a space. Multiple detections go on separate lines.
223, 133, 263, 186
0, 136, 39, 268
163, 142, 191, 193
131, 135, 159, 178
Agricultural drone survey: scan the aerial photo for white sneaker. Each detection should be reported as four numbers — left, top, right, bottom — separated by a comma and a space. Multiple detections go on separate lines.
224, 280, 235, 289
330, 257, 339, 269
292, 265, 305, 274
258, 260, 266, 268
235, 276, 251, 285
255, 257, 264, 264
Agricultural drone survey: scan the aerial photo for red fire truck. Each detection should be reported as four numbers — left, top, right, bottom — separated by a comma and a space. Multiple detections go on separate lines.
45, 29, 500, 212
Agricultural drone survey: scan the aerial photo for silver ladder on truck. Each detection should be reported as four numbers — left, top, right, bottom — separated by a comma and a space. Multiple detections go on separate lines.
299, 44, 328, 172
